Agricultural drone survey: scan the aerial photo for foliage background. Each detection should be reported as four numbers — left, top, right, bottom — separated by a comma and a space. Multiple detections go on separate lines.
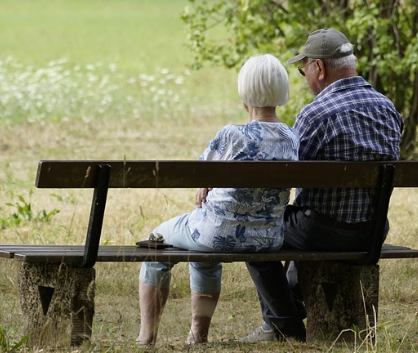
182, 0, 418, 158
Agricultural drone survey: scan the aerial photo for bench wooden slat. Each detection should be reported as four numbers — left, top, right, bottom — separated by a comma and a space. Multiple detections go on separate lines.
12, 248, 367, 264
0, 250, 13, 259
35, 160, 418, 189
3, 244, 418, 266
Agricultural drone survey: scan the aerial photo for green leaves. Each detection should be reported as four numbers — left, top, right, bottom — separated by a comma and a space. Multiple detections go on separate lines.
0, 191, 59, 229
182, 0, 418, 158
0, 325, 28, 352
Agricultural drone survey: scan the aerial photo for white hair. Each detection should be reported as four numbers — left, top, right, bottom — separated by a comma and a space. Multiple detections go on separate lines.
322, 43, 357, 70
323, 54, 357, 70
237, 54, 289, 107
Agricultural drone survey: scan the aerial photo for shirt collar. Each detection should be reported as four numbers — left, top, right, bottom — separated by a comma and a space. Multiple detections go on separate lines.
315, 76, 372, 99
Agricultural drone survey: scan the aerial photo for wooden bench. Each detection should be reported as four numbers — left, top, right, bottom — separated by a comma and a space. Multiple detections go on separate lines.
1, 160, 418, 347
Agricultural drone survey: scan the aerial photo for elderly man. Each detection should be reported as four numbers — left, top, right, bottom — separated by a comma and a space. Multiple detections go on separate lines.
240, 28, 404, 343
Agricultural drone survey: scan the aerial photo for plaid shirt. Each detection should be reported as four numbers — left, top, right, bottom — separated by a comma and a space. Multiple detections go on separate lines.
293, 76, 404, 223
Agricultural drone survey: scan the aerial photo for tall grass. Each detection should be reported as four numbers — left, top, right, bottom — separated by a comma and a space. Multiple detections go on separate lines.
0, 1, 417, 352
0, 57, 194, 124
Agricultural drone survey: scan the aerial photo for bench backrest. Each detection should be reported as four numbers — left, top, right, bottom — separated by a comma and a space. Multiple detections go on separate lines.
36, 160, 418, 188
35, 160, 418, 268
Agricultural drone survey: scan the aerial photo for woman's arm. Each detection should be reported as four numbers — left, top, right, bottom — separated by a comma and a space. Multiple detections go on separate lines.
195, 187, 213, 208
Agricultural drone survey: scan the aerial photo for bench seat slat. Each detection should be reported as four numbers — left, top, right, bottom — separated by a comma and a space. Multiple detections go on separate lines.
0, 250, 14, 259
10, 249, 369, 264
3, 244, 418, 265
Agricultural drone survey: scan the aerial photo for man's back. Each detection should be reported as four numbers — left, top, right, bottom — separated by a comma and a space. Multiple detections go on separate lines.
295, 76, 403, 161
293, 76, 404, 222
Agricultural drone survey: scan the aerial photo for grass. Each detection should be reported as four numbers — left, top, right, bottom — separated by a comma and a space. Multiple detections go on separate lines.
0, 0, 417, 352
0, 0, 189, 71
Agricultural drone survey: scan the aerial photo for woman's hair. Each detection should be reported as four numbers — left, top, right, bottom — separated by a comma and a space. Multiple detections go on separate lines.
238, 54, 289, 107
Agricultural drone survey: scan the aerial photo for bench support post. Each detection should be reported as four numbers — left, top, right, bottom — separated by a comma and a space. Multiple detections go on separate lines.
299, 261, 379, 343
18, 263, 95, 347
82, 164, 111, 268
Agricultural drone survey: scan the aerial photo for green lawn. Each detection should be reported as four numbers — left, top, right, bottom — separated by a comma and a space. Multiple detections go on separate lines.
0, 0, 190, 71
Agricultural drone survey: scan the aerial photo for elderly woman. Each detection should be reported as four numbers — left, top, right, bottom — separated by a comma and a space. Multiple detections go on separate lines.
136, 54, 299, 347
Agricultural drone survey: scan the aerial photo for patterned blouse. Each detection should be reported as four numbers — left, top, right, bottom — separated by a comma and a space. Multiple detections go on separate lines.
187, 121, 299, 252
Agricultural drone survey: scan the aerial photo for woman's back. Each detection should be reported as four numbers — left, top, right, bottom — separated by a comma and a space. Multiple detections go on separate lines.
188, 121, 299, 252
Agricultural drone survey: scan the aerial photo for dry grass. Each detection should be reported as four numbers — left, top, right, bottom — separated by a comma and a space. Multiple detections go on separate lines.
1, 117, 418, 352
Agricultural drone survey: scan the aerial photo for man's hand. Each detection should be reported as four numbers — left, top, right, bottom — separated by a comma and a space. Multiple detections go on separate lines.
195, 188, 212, 207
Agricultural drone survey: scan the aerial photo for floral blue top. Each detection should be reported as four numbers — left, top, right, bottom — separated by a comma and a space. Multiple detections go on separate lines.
187, 121, 299, 252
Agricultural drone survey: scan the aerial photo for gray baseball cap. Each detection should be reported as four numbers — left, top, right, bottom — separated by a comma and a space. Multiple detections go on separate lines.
287, 28, 354, 64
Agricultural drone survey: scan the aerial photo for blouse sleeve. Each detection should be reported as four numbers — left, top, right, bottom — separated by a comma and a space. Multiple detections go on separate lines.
199, 126, 232, 161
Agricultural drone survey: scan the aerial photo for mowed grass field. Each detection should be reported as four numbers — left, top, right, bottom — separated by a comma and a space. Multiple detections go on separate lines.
0, 1, 417, 352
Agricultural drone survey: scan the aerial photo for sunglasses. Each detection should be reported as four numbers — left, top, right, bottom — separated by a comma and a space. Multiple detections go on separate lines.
298, 59, 317, 76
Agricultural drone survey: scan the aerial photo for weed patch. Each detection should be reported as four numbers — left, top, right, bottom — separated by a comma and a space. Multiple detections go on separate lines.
0, 190, 59, 229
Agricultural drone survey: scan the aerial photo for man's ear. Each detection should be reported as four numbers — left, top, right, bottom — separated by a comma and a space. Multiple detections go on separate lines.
243, 102, 249, 112
317, 59, 327, 81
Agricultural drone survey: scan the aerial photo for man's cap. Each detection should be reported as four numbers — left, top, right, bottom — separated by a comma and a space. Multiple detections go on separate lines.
287, 28, 354, 64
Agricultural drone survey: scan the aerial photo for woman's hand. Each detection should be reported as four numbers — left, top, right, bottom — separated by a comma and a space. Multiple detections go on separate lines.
195, 188, 212, 208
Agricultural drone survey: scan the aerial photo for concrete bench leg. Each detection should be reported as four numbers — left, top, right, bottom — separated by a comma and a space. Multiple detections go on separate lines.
298, 261, 379, 343
17, 263, 95, 347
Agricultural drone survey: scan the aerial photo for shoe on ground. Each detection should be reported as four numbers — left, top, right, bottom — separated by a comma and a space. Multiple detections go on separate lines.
186, 330, 208, 345
135, 340, 155, 350
238, 321, 306, 343
238, 325, 277, 343
277, 320, 306, 343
